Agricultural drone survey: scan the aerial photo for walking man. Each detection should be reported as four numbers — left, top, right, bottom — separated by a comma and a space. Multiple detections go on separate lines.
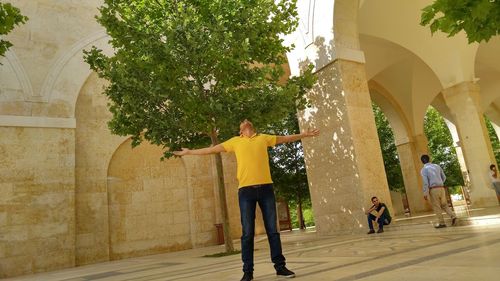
365, 196, 391, 234
489, 164, 500, 204
174, 119, 319, 281
420, 154, 457, 228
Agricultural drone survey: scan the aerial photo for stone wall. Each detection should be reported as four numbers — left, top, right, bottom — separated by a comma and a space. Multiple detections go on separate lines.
0, 0, 244, 275
0, 2, 99, 275
0, 72, 244, 278
0, 0, 314, 278
0, 0, 103, 116
0, 127, 75, 277
75, 73, 242, 264
108, 140, 192, 259
75, 73, 121, 265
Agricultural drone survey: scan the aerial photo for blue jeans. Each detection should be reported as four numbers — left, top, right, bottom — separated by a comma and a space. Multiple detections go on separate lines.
238, 184, 286, 273
368, 213, 391, 230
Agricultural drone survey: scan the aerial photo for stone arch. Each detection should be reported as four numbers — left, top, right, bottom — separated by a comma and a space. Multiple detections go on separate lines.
369, 81, 432, 213
476, 38, 500, 147
475, 37, 500, 110
39, 30, 112, 117
358, 3, 500, 195
369, 81, 412, 145
358, 0, 478, 88
0, 50, 34, 101
106, 138, 192, 260
360, 34, 443, 137
75, 71, 126, 265
75, 71, 223, 263
423, 105, 470, 189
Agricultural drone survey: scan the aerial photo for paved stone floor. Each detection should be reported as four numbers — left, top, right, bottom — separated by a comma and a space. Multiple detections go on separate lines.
5, 205, 500, 281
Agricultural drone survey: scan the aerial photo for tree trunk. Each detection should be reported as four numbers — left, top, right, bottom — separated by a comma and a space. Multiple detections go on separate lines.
210, 131, 235, 252
297, 193, 305, 229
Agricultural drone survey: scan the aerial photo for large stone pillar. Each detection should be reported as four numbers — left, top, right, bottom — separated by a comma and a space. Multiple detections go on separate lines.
299, 59, 392, 234
395, 137, 432, 214
442, 82, 498, 207
444, 120, 473, 201
413, 134, 430, 156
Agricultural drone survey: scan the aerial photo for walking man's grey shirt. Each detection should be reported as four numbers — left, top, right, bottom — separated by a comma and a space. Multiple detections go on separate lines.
421, 163, 446, 195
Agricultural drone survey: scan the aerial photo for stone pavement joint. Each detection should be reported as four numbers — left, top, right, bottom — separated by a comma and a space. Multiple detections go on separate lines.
4, 206, 500, 281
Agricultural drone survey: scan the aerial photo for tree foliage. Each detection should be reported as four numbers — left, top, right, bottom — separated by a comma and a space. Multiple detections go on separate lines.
268, 112, 311, 228
84, 0, 315, 155
421, 0, 500, 43
372, 103, 405, 193
288, 206, 314, 228
424, 107, 464, 189
0, 2, 28, 58
83, 0, 315, 252
372, 105, 467, 194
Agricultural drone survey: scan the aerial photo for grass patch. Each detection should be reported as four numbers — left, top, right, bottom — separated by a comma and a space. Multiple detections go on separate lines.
203, 250, 242, 257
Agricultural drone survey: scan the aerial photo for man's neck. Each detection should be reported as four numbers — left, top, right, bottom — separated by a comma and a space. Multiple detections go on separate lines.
241, 130, 256, 138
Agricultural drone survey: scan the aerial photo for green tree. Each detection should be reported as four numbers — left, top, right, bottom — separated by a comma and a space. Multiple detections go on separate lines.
0, 2, 28, 58
424, 107, 464, 192
485, 116, 500, 165
84, 0, 315, 252
268, 112, 311, 229
372, 103, 405, 193
421, 0, 500, 43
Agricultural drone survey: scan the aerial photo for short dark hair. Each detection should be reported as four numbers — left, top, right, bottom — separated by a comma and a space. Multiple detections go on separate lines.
421, 154, 430, 164
371, 196, 378, 201
490, 164, 496, 170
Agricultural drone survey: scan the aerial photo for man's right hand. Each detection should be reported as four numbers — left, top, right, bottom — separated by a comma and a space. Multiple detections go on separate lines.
302, 128, 320, 138
424, 195, 428, 201
173, 148, 190, 156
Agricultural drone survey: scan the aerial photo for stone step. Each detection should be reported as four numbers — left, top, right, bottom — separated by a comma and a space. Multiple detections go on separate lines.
391, 207, 500, 231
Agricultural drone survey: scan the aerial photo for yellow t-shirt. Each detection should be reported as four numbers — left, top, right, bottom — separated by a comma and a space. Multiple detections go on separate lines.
222, 134, 276, 188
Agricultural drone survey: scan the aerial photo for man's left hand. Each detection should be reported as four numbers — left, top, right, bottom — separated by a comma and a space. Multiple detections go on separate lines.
173, 148, 190, 156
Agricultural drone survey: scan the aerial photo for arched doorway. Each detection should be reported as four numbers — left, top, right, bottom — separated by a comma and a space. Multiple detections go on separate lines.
107, 139, 191, 260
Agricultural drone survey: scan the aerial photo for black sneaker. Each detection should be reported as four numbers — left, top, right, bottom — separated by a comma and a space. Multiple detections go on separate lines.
367, 229, 375, 234
240, 272, 253, 281
377, 228, 384, 233
434, 224, 447, 229
276, 266, 295, 278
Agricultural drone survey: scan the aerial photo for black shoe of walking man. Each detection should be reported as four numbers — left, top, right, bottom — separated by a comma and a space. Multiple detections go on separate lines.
276, 266, 295, 278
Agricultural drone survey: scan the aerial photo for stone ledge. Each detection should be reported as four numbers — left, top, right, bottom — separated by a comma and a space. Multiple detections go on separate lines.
0, 115, 76, 128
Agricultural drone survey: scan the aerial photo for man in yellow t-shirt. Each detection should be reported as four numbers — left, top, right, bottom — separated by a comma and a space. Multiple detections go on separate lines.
174, 119, 319, 281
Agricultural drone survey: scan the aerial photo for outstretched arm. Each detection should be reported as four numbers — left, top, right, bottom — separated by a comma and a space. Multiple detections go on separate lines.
173, 144, 226, 156
275, 128, 320, 145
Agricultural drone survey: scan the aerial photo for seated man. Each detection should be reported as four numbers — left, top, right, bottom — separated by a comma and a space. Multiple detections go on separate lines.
365, 196, 391, 234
